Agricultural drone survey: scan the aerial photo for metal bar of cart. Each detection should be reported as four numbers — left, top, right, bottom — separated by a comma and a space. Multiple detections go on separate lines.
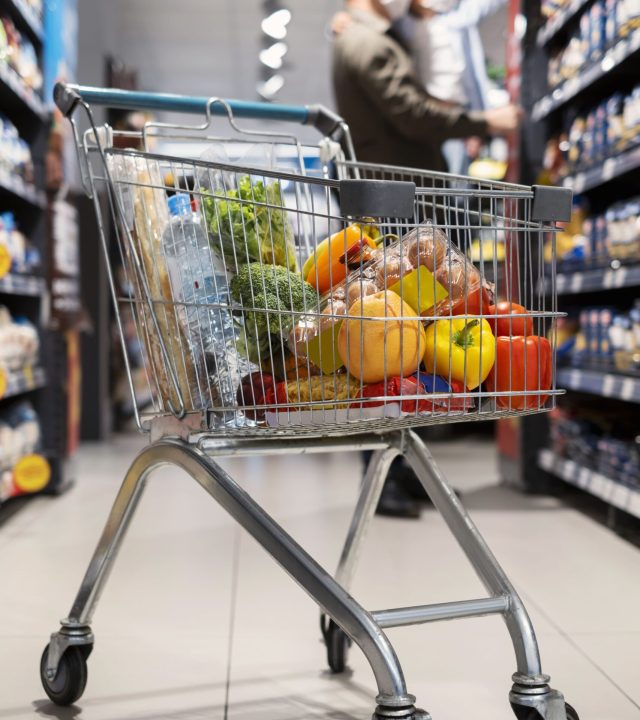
372, 596, 510, 628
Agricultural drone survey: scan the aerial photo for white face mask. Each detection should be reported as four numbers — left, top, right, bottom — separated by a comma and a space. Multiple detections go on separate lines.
379, 0, 412, 21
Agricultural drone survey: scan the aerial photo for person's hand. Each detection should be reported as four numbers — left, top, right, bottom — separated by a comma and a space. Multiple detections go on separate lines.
465, 136, 482, 160
331, 11, 352, 35
409, 0, 436, 18
484, 104, 522, 135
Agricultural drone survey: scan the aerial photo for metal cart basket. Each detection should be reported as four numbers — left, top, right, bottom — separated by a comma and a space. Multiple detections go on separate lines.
41, 83, 577, 720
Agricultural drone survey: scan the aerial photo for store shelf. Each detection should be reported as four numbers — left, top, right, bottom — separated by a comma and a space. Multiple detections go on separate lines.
557, 367, 640, 403
0, 365, 46, 401
0, 273, 46, 296
0, 61, 45, 118
561, 144, 640, 193
549, 262, 640, 295
536, 0, 591, 47
0, 0, 44, 43
532, 28, 640, 121
538, 448, 640, 519
0, 169, 46, 208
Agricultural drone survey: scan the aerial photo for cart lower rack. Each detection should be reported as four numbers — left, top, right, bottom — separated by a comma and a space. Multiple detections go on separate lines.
40, 83, 577, 720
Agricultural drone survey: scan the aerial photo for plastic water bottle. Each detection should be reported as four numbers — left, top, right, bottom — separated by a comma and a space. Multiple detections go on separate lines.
161, 193, 238, 414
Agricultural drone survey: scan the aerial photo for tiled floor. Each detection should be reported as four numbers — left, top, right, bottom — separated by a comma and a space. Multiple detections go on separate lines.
0, 433, 639, 720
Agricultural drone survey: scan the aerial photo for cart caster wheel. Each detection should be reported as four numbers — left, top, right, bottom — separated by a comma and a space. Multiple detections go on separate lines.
40, 643, 89, 706
510, 701, 579, 720
321, 616, 351, 674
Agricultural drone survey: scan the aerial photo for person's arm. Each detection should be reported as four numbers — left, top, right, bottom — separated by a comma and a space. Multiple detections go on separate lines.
441, 0, 507, 31
353, 36, 489, 143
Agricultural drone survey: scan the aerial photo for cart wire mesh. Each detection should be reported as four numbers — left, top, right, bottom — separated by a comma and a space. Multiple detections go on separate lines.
80, 124, 562, 439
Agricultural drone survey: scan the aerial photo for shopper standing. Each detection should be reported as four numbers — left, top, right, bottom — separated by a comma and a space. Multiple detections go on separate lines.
331, 0, 519, 517
408, 0, 508, 175
331, 0, 518, 172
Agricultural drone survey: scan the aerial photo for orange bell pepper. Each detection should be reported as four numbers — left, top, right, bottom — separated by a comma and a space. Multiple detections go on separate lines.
305, 225, 377, 294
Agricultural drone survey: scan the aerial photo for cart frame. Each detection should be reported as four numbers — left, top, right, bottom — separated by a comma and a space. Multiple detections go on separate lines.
40, 83, 577, 720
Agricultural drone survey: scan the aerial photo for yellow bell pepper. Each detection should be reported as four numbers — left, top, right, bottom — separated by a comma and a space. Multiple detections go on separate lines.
423, 318, 496, 390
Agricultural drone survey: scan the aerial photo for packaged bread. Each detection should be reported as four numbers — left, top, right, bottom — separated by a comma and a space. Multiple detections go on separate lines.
291, 221, 490, 375
108, 155, 201, 413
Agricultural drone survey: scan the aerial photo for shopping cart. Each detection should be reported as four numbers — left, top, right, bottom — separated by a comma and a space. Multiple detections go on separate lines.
42, 82, 577, 720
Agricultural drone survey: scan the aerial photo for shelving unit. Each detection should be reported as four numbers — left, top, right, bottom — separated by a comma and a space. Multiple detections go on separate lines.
1, 0, 44, 42
532, 28, 640, 121
538, 449, 640, 520
0, 58, 45, 118
556, 367, 640, 403
543, 262, 640, 294
536, 0, 591, 47
0, 365, 46, 400
501, 0, 640, 515
0, 0, 63, 509
0, 273, 46, 296
561, 144, 640, 193
0, 170, 46, 208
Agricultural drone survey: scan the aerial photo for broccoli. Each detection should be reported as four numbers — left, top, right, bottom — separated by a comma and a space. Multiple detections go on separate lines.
230, 263, 317, 364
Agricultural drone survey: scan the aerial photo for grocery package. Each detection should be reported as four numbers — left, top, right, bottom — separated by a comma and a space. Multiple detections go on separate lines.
548, 195, 640, 267
549, 404, 640, 488
0, 16, 42, 92
564, 86, 640, 175
0, 115, 33, 183
0, 305, 38, 370
565, 301, 640, 373
547, 1, 640, 91
0, 211, 40, 274
0, 400, 40, 467
107, 155, 200, 412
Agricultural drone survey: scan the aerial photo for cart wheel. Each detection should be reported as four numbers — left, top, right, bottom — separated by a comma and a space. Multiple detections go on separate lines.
321, 616, 350, 674
510, 701, 579, 720
40, 643, 89, 706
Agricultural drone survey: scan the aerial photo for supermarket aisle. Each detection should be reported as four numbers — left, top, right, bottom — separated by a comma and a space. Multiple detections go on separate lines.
0, 434, 639, 720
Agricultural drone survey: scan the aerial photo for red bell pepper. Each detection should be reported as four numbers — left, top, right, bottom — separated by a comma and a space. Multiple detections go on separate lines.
488, 301, 533, 337
485, 336, 552, 410
450, 285, 492, 318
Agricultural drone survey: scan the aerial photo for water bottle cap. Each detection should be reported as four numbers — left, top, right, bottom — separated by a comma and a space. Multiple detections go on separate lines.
167, 193, 192, 217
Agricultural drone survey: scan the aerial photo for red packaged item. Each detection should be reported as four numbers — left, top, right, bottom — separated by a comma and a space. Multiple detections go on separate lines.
354, 375, 472, 414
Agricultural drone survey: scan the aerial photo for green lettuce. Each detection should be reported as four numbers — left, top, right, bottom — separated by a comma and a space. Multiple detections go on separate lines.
201, 175, 298, 271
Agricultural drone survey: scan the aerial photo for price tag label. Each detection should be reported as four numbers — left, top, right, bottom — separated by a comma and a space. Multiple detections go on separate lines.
570, 274, 583, 292
603, 158, 616, 180
577, 466, 590, 488
0, 245, 11, 279
13, 454, 51, 494
0, 368, 6, 399
614, 268, 628, 287
621, 377, 635, 401
602, 374, 615, 396
603, 270, 614, 288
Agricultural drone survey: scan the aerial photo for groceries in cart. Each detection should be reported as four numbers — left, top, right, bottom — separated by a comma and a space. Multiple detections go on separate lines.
106, 155, 553, 426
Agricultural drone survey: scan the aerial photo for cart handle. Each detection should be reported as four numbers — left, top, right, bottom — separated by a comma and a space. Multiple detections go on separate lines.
54, 83, 345, 137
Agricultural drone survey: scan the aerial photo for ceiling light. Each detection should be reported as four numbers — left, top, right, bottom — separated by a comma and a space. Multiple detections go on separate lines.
261, 9, 291, 40
257, 74, 284, 100
259, 42, 288, 69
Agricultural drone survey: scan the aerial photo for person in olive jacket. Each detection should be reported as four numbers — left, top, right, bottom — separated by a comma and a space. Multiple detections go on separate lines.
332, 0, 519, 173
332, 0, 520, 517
